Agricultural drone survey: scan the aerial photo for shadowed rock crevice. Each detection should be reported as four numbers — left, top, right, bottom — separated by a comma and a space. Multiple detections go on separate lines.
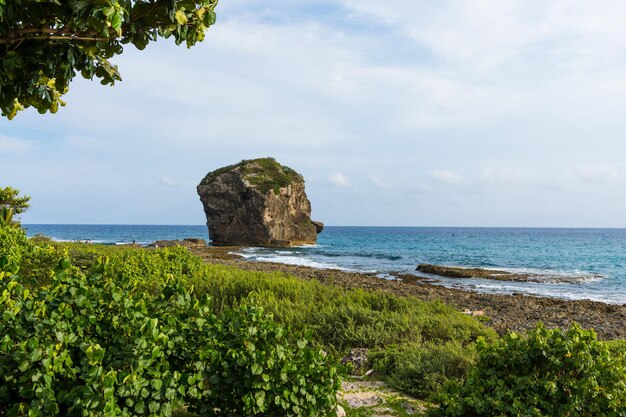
197, 158, 322, 246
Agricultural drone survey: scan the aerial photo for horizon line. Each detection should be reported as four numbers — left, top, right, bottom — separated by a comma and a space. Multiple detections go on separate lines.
22, 223, 626, 230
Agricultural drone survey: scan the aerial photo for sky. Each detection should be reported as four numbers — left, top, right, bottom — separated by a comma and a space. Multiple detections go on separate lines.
3, 0, 626, 227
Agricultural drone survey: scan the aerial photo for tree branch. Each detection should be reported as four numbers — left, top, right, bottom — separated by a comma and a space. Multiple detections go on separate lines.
0, 34, 110, 44
130, 0, 162, 22
0, 27, 114, 44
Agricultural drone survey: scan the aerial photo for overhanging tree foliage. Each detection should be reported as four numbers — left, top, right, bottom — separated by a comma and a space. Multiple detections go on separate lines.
0, 186, 30, 228
0, 0, 218, 119
0, 186, 30, 214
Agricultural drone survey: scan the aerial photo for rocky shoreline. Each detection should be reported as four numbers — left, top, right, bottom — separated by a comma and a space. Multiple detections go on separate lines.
179, 243, 626, 340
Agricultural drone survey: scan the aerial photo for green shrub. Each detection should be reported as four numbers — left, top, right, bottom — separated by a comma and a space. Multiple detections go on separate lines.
187, 304, 340, 416
18, 243, 66, 287
0, 223, 68, 287
62, 245, 204, 286
0, 255, 341, 417
370, 341, 476, 400
0, 223, 30, 263
430, 323, 626, 417
605, 339, 626, 358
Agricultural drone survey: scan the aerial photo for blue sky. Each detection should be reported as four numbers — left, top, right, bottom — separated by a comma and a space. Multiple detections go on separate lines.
3, 0, 626, 227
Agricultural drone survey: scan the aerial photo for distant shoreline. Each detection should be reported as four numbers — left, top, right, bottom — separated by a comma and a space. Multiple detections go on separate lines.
25, 225, 626, 305
183, 244, 626, 340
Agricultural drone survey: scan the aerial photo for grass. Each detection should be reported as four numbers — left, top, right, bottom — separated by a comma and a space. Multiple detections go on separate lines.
605, 339, 626, 357
369, 341, 478, 398
58, 242, 495, 350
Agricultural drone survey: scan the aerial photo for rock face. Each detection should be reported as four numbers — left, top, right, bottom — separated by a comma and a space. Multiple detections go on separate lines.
312, 221, 325, 234
340, 348, 369, 375
197, 158, 322, 246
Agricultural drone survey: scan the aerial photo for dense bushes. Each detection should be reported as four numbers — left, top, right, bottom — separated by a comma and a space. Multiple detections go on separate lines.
8, 232, 626, 414
0, 223, 30, 263
0, 224, 64, 287
190, 304, 340, 416
43, 242, 496, 400
430, 323, 626, 417
0, 254, 340, 416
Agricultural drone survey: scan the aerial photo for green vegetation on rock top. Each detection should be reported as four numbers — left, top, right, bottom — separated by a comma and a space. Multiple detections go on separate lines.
200, 157, 304, 194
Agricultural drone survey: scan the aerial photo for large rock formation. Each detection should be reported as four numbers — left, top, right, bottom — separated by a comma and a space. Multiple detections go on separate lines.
197, 158, 323, 246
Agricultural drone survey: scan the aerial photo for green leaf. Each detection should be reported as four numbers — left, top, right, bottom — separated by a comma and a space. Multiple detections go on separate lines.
251, 362, 263, 375
86, 344, 105, 364
255, 390, 265, 409
102, 6, 115, 17
148, 401, 159, 413
111, 12, 123, 32
175, 10, 188, 24
151, 346, 162, 359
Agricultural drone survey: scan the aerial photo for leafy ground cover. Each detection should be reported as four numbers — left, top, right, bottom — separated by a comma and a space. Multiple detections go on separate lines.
54, 241, 496, 400
0, 230, 340, 416
429, 323, 626, 416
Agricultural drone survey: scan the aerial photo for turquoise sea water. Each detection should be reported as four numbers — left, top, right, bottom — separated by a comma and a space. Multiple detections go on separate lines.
24, 225, 626, 304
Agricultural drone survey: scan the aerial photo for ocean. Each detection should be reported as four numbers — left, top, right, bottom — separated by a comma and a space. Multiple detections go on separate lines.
23, 225, 626, 305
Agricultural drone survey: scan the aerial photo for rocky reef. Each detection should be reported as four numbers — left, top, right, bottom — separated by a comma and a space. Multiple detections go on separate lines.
197, 158, 323, 246
416, 264, 601, 283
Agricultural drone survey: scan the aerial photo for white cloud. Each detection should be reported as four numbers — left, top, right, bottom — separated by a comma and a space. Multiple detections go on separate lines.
369, 175, 398, 190
329, 172, 351, 187
330, 0, 626, 132
157, 175, 186, 188
338, 1, 626, 75
428, 169, 465, 185
0, 135, 38, 154
576, 163, 623, 183
481, 166, 534, 186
